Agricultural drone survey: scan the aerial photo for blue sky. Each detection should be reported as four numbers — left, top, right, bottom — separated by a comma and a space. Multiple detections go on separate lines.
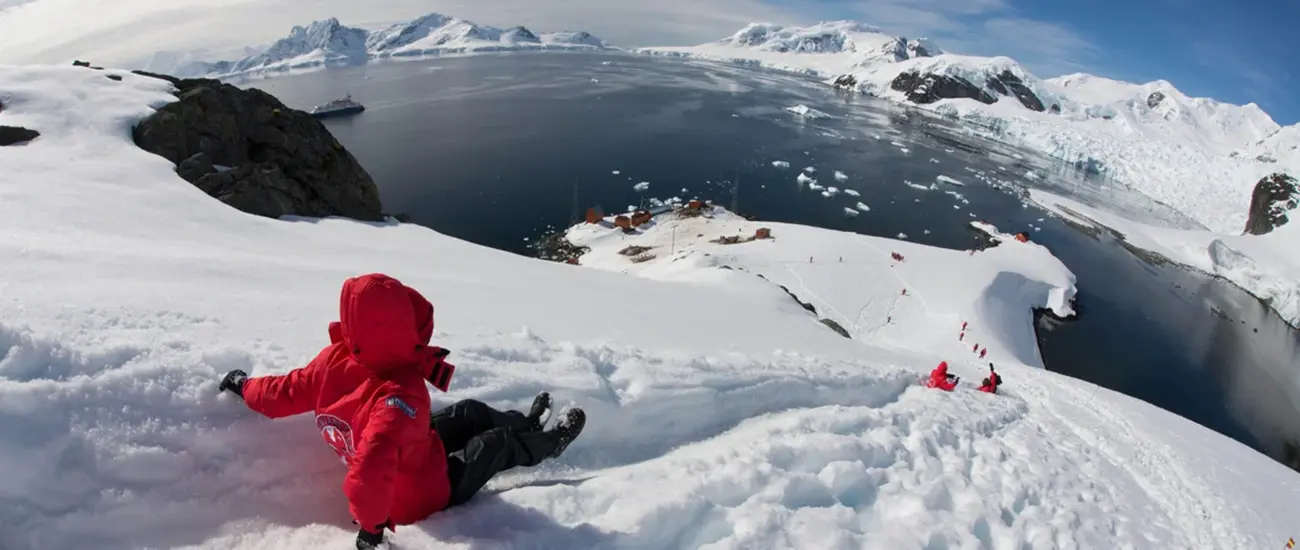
785, 0, 1298, 124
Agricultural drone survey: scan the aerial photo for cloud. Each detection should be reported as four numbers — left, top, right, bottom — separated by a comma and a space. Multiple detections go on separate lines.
974, 18, 1100, 74
817, 0, 1101, 76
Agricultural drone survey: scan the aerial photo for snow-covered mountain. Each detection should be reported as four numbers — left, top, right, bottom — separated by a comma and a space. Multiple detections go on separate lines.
4, 64, 1300, 549
1046, 73, 1281, 151
718, 21, 941, 66
171, 13, 610, 78
641, 21, 939, 77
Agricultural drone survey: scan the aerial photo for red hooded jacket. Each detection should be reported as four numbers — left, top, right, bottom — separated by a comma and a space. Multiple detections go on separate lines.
242, 274, 455, 530
978, 373, 1002, 393
925, 361, 958, 391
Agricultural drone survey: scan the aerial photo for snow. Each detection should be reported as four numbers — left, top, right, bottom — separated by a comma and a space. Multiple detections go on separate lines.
633, 181, 650, 192
856, 202, 871, 212
796, 173, 816, 185
825, 186, 839, 196
3, 63, 1300, 550
843, 207, 859, 216
1029, 189, 1300, 328
804, 166, 816, 173
771, 160, 790, 169
785, 104, 829, 119
612, 170, 620, 175
936, 175, 965, 186
833, 170, 848, 182
905, 180, 935, 191
843, 188, 860, 196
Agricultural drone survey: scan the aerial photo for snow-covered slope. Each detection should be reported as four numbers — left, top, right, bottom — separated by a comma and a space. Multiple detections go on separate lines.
4, 64, 1300, 549
166, 13, 609, 77
567, 207, 1076, 370
642, 21, 1298, 238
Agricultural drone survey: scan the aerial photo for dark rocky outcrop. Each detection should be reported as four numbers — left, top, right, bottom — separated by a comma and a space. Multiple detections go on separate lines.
831, 74, 858, 90
986, 70, 1044, 112
888, 70, 1046, 112
130, 71, 383, 221
1049, 103, 1061, 114
890, 71, 994, 105
1244, 173, 1298, 235
0, 126, 40, 146
1147, 91, 1165, 109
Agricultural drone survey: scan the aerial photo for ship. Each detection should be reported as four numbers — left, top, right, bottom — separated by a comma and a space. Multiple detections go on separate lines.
309, 94, 365, 119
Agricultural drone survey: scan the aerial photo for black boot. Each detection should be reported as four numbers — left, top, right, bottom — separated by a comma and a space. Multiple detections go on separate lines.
547, 408, 585, 459
526, 392, 551, 431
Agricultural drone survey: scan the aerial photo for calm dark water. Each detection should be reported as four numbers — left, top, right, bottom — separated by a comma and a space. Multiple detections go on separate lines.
252, 52, 1300, 466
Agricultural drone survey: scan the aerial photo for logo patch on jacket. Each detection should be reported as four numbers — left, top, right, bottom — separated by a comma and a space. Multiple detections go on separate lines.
387, 396, 417, 419
315, 414, 356, 464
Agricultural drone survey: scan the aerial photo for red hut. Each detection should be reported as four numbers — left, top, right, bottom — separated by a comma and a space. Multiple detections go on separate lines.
754, 227, 772, 239
630, 210, 653, 227
614, 215, 631, 229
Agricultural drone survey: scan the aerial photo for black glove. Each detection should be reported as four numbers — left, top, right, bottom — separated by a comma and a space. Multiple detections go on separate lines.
356, 526, 385, 549
218, 369, 248, 397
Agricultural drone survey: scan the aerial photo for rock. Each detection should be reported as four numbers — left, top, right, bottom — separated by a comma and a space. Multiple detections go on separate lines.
177, 152, 216, 182
1244, 173, 1298, 235
831, 74, 858, 90
986, 70, 1044, 112
888, 70, 1045, 111
0, 126, 40, 146
105, 74, 123, 82
194, 163, 314, 218
1049, 103, 1061, 114
1147, 91, 1165, 109
890, 71, 995, 105
131, 73, 383, 221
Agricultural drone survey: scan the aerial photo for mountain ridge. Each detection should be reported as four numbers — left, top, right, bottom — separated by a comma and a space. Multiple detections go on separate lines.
166, 12, 610, 78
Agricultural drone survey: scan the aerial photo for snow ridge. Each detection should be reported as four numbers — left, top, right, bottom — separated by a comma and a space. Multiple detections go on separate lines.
174, 13, 610, 77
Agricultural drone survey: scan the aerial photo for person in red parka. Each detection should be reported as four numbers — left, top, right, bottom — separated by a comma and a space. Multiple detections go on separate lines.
978, 363, 1002, 394
925, 361, 959, 391
217, 274, 586, 549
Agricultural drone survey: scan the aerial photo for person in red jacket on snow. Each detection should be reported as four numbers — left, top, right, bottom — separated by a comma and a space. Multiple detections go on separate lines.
217, 273, 585, 549
925, 361, 959, 391
978, 363, 1002, 394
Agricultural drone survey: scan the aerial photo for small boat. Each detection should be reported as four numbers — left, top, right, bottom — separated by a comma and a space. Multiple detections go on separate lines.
309, 94, 365, 119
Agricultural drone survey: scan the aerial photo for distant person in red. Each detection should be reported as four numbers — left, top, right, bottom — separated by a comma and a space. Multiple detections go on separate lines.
217, 274, 586, 549
979, 347, 988, 359
978, 363, 1003, 394
925, 361, 959, 391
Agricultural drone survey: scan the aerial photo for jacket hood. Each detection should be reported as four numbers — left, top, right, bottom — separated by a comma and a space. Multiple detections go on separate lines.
334, 273, 435, 374
934, 361, 949, 376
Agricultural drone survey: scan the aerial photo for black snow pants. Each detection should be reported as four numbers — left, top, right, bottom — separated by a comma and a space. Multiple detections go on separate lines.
431, 399, 558, 506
